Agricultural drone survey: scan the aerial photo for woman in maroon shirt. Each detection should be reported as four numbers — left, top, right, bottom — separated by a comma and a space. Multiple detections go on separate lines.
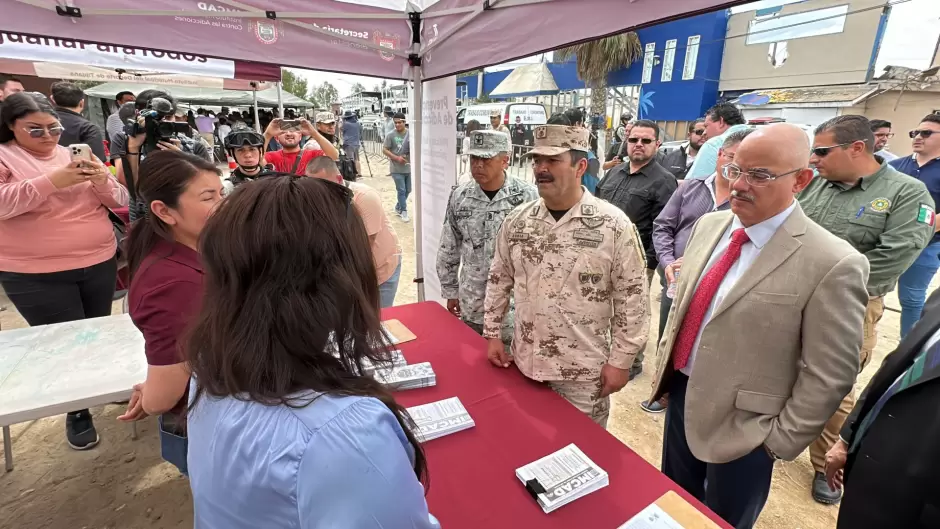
117, 150, 222, 475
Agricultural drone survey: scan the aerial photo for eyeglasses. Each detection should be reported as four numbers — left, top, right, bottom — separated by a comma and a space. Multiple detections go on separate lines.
873, 132, 895, 139
627, 137, 654, 145
22, 125, 64, 138
692, 129, 705, 135
721, 163, 802, 187
811, 142, 854, 157
910, 129, 936, 139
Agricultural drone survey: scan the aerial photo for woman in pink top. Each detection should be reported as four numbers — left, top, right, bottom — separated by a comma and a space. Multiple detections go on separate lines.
0, 92, 129, 450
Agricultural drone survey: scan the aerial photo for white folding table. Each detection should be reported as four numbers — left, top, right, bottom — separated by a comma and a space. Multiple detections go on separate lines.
0, 314, 147, 471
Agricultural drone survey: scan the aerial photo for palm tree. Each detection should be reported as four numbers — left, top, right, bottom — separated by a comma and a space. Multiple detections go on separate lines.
555, 32, 642, 121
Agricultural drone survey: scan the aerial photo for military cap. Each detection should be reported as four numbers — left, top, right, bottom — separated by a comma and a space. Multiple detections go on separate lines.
528, 125, 590, 156
467, 130, 511, 158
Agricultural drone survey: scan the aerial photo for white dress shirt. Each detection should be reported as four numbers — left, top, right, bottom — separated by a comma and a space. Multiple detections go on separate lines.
680, 200, 797, 375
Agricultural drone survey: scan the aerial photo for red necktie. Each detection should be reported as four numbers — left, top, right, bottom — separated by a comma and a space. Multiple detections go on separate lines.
673, 228, 750, 371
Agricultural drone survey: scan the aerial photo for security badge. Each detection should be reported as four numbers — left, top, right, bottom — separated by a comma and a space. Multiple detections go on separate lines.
869, 198, 891, 213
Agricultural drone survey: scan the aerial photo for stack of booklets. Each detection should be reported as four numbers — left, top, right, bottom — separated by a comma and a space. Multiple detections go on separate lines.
373, 362, 437, 390
406, 397, 475, 442
515, 444, 609, 514
358, 349, 407, 375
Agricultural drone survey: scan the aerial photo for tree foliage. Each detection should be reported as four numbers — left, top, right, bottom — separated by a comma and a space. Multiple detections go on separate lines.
308, 81, 340, 109
555, 32, 642, 116
350, 82, 367, 95
281, 69, 309, 101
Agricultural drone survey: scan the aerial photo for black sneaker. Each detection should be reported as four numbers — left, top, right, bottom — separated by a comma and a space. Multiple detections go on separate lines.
65, 410, 100, 450
812, 471, 842, 505
628, 364, 643, 381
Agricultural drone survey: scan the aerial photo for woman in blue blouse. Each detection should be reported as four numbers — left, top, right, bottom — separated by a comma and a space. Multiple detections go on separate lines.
184, 175, 437, 528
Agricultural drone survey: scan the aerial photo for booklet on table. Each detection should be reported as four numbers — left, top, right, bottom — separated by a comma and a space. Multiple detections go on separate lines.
373, 361, 436, 390
515, 443, 608, 513
406, 397, 475, 442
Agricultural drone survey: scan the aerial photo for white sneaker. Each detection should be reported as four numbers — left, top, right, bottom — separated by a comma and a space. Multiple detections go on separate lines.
401, 211, 410, 222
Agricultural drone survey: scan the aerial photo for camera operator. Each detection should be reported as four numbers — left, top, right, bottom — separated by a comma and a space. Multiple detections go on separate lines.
263, 117, 337, 175
112, 90, 210, 221
223, 127, 274, 192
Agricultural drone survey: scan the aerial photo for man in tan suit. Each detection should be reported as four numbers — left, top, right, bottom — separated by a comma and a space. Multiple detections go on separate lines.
648, 124, 870, 529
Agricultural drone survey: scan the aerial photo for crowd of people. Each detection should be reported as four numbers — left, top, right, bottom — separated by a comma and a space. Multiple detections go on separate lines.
2, 71, 940, 528
438, 103, 940, 529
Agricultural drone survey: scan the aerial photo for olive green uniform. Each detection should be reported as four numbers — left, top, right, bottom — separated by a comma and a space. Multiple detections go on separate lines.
798, 160, 935, 473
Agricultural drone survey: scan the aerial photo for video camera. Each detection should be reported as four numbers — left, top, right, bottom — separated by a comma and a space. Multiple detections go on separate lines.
124, 97, 190, 152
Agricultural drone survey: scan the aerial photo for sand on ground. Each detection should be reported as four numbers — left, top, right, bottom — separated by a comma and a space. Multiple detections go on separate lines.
0, 155, 926, 529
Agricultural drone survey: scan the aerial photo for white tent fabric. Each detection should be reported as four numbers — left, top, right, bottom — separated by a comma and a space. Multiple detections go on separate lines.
83, 82, 314, 108
2, 0, 742, 301
489, 63, 559, 98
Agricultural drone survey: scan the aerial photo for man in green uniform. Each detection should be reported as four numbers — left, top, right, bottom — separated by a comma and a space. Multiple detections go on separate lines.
798, 115, 935, 505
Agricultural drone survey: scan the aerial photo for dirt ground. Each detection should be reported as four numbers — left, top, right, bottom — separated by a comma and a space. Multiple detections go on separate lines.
0, 155, 924, 528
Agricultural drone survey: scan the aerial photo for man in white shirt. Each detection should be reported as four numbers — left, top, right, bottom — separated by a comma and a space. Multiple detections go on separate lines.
870, 119, 899, 161
105, 90, 135, 144
648, 123, 870, 529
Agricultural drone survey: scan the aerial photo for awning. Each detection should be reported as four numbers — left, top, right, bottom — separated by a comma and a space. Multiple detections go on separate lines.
489, 63, 559, 99
83, 82, 314, 108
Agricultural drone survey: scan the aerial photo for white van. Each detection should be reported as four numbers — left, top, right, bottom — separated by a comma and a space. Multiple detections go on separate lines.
456, 102, 547, 153
458, 102, 547, 129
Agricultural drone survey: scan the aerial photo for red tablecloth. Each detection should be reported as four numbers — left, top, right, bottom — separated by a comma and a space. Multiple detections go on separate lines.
383, 302, 731, 529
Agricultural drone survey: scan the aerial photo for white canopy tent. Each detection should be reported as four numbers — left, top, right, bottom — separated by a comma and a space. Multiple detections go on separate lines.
490, 62, 559, 99
3, 0, 745, 300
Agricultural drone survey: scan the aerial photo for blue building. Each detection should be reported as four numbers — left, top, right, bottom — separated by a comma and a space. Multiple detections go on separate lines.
457, 9, 729, 123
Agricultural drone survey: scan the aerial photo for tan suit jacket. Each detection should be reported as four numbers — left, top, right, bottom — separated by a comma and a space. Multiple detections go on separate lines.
649, 205, 869, 463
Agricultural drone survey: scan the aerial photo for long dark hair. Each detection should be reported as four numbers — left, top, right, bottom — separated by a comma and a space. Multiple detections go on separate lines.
126, 150, 221, 282
186, 175, 428, 483
0, 92, 58, 144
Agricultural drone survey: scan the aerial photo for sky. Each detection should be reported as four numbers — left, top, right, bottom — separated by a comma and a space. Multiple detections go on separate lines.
288, 0, 940, 99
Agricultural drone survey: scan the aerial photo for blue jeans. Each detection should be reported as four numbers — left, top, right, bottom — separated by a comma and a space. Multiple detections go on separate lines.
378, 257, 402, 308
898, 240, 940, 337
391, 172, 411, 213
159, 414, 188, 476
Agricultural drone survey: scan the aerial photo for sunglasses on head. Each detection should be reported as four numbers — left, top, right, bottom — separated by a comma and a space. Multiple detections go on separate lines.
22, 125, 64, 138
812, 142, 854, 157
910, 129, 935, 139
627, 137, 654, 145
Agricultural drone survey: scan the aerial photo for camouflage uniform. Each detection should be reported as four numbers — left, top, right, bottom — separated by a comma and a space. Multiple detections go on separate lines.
483, 125, 651, 427
437, 131, 539, 342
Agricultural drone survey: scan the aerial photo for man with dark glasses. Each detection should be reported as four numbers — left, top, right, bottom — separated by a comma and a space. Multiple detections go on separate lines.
658, 119, 706, 180
798, 115, 934, 505
891, 113, 940, 340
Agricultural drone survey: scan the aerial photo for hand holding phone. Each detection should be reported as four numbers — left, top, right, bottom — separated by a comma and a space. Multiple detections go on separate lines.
69, 144, 93, 163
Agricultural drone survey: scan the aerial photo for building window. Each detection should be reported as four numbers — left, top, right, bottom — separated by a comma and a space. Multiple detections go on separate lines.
682, 35, 700, 81
642, 42, 655, 84
661, 39, 677, 82
745, 4, 849, 45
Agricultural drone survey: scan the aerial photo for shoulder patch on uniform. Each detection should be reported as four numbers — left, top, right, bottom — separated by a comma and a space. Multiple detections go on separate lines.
508, 195, 523, 206
581, 204, 596, 216
917, 203, 936, 226
529, 206, 540, 217
870, 198, 891, 212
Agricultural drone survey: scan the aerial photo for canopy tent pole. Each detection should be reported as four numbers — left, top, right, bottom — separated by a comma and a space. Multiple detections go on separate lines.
252, 86, 261, 133
276, 81, 284, 118
408, 11, 426, 303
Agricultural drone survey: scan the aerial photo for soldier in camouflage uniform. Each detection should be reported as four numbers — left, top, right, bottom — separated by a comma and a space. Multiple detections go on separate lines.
483, 125, 651, 428
437, 131, 538, 342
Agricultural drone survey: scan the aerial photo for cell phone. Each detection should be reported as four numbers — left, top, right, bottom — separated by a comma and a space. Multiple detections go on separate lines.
69, 144, 93, 163
280, 119, 301, 131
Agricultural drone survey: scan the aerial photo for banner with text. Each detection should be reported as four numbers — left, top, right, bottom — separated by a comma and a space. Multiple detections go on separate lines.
419, 75, 457, 306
